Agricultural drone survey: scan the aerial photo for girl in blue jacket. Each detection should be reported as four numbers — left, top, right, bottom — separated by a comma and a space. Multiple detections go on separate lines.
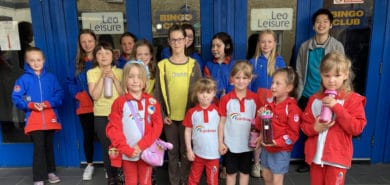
12, 47, 64, 185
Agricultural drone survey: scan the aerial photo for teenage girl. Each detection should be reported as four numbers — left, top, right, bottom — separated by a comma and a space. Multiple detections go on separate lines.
87, 42, 123, 184
154, 24, 202, 185
301, 52, 366, 185
160, 23, 204, 71
117, 32, 137, 68
218, 60, 258, 185
183, 78, 220, 185
204, 32, 236, 100
255, 67, 301, 185
67, 29, 96, 180
250, 29, 286, 92
131, 39, 156, 94
249, 29, 286, 178
106, 61, 163, 185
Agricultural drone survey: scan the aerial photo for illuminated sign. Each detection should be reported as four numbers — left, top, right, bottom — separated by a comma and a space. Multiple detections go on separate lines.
331, 9, 368, 29
251, 8, 293, 31
81, 12, 124, 34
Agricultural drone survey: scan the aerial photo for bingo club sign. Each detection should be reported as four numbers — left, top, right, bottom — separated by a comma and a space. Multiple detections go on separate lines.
153, 10, 197, 36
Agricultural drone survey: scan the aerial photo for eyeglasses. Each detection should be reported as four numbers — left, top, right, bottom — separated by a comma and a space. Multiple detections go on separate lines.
169, 37, 185, 44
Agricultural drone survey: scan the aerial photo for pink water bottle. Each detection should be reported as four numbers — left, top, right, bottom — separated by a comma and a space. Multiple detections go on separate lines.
319, 89, 337, 123
104, 77, 113, 98
248, 121, 259, 148
261, 110, 273, 145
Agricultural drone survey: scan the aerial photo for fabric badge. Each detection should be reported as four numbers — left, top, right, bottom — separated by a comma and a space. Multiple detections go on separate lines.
283, 134, 292, 145
13, 85, 21, 92
293, 114, 300, 122
149, 98, 157, 105
148, 105, 155, 115
51, 118, 57, 123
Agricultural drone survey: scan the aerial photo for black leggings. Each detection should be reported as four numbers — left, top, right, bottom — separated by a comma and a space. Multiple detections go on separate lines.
94, 116, 118, 178
79, 113, 94, 163
30, 130, 55, 181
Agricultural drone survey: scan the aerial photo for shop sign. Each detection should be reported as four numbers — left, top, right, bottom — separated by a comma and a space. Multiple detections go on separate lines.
154, 10, 197, 36
81, 12, 124, 34
331, 8, 368, 29
334, 0, 364, 4
0, 21, 21, 51
251, 8, 293, 31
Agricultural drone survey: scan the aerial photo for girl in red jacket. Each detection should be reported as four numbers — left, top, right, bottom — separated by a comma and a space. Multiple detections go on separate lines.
255, 67, 302, 185
106, 61, 163, 185
301, 52, 366, 185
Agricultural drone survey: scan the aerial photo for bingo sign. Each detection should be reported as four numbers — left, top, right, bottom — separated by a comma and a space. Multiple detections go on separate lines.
331, 8, 368, 29
251, 8, 293, 31
154, 10, 197, 36
82, 12, 124, 35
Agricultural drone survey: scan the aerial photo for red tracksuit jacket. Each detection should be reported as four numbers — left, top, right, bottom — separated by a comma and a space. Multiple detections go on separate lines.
301, 91, 366, 168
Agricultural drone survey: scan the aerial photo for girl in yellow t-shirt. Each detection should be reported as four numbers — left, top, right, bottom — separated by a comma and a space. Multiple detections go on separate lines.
154, 24, 202, 185
87, 42, 123, 184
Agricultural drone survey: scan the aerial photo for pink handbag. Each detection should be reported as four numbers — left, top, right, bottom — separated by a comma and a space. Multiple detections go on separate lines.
127, 101, 173, 167
141, 139, 173, 166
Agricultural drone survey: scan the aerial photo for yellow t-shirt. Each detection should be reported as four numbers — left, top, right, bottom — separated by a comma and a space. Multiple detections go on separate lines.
87, 66, 123, 116
145, 78, 155, 95
165, 61, 192, 121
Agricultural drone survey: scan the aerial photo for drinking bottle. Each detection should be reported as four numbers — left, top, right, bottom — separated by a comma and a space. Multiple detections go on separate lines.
319, 89, 337, 123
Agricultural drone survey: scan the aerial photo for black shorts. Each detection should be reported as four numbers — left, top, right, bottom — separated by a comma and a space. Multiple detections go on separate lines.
224, 151, 252, 174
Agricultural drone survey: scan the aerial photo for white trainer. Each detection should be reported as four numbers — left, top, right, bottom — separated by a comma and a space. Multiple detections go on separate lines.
82, 165, 94, 180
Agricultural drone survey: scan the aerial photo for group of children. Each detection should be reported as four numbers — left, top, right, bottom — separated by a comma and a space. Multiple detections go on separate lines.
11, 8, 366, 185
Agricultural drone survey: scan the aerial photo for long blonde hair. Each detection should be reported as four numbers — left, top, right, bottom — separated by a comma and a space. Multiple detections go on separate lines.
121, 62, 148, 93
253, 30, 278, 76
320, 52, 354, 93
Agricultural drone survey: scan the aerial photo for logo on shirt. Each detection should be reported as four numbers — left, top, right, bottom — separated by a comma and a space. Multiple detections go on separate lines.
149, 98, 157, 105
194, 125, 216, 133
195, 125, 203, 132
294, 114, 300, 122
229, 113, 239, 120
13, 85, 21, 92
229, 112, 252, 122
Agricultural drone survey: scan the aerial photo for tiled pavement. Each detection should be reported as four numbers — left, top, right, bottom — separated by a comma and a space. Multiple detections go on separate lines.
0, 163, 389, 185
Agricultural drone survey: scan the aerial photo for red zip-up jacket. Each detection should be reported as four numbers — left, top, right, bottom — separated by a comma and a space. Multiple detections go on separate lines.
106, 93, 163, 159
255, 97, 302, 153
301, 91, 366, 168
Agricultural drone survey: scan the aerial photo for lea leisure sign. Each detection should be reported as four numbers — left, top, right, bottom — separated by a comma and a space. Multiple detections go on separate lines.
82, 12, 124, 34
251, 8, 293, 31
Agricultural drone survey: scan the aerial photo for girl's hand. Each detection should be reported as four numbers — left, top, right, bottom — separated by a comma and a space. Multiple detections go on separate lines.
257, 107, 267, 117
219, 143, 228, 155
103, 69, 114, 79
262, 140, 276, 147
314, 116, 335, 133
34, 103, 44, 111
322, 96, 337, 108
255, 135, 263, 149
131, 144, 142, 158
186, 150, 195, 161
163, 117, 172, 125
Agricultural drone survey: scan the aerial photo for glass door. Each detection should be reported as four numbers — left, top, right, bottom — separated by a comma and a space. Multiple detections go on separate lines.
324, 0, 374, 159
0, 0, 37, 166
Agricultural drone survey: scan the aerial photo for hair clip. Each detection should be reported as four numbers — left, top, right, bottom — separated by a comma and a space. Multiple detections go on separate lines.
126, 60, 150, 78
